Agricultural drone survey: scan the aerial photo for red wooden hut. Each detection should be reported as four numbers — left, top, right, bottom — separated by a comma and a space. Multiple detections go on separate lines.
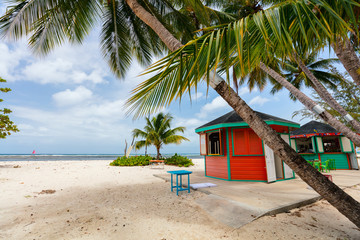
195, 111, 300, 182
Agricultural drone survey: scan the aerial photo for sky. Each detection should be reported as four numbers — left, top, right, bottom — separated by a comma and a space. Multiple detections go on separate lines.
0, 5, 312, 155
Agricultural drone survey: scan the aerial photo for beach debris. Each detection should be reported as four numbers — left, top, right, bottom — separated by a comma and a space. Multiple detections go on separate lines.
290, 211, 302, 217
38, 189, 56, 194
20, 182, 24, 184
24, 195, 32, 198
13, 165, 21, 168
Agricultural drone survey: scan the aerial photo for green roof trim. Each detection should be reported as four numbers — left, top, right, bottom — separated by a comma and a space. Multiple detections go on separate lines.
195, 120, 300, 133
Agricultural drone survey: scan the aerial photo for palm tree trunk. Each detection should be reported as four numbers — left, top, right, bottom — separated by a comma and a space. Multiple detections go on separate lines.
213, 76, 360, 227
332, 38, 360, 88
259, 62, 360, 146
125, 0, 182, 52
125, 0, 360, 227
156, 146, 160, 160
294, 55, 360, 133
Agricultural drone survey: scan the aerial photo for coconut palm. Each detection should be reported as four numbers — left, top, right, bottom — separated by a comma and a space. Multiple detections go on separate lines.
125, 0, 360, 227
270, 51, 341, 101
332, 38, 360, 88
132, 113, 189, 159
2, 0, 360, 227
219, 1, 360, 133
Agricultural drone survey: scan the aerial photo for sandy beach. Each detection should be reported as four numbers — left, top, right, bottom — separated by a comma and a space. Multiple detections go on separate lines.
1, 159, 360, 240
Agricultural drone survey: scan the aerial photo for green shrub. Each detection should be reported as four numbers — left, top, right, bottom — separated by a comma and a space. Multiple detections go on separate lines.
110, 154, 194, 167
164, 153, 194, 167
110, 155, 152, 166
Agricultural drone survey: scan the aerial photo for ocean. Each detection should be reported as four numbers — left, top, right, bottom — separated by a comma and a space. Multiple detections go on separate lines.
0, 153, 202, 162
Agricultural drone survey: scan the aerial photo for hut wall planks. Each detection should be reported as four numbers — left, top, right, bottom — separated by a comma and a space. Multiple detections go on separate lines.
228, 128, 267, 181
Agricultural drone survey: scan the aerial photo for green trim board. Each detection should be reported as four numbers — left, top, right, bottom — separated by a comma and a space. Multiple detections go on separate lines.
228, 179, 267, 182
225, 128, 231, 180
311, 137, 317, 153
195, 120, 300, 133
205, 175, 230, 181
276, 177, 295, 182
204, 156, 206, 176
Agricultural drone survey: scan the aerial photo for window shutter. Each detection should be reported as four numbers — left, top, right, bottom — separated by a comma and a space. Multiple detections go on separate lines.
311, 137, 317, 153
218, 129, 223, 155
340, 136, 353, 153
316, 137, 324, 153
199, 133, 207, 155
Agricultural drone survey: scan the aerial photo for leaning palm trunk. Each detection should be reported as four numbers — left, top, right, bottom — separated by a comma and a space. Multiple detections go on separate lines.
332, 38, 360, 88
125, 0, 360, 227
294, 55, 360, 133
213, 73, 360, 227
259, 62, 360, 146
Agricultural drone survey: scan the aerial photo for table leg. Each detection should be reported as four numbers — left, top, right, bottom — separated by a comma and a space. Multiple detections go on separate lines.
170, 174, 173, 192
176, 174, 179, 196
187, 174, 190, 193
180, 174, 182, 189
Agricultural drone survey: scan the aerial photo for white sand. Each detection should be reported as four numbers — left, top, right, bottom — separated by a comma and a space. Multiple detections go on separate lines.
1, 159, 360, 239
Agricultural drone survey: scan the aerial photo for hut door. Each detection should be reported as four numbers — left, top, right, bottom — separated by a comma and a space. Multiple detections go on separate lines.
264, 144, 276, 183
280, 134, 294, 179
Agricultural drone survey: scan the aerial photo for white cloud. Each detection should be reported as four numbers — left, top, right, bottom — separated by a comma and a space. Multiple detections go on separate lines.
0, 42, 28, 81
175, 118, 205, 128
238, 87, 250, 96
52, 86, 93, 107
0, 34, 110, 86
196, 96, 230, 118
11, 96, 128, 139
23, 58, 107, 85
249, 96, 270, 106
191, 92, 204, 100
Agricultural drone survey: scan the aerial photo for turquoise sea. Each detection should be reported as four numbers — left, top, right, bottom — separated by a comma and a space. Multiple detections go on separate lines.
0, 153, 201, 162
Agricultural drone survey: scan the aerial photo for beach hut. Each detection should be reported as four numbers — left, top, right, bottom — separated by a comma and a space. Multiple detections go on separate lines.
195, 111, 300, 183
290, 120, 359, 170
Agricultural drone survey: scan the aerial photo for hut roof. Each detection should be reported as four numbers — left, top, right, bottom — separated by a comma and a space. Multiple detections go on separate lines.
195, 110, 299, 132
290, 120, 338, 136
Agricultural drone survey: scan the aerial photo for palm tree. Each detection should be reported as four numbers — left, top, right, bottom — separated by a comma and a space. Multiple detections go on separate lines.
132, 113, 189, 159
220, 1, 360, 133
292, 54, 360, 133
2, 0, 360, 227
270, 51, 340, 101
125, 1, 360, 227
332, 38, 360, 88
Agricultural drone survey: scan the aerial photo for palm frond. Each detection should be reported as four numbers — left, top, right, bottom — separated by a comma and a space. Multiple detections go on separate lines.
126, 0, 358, 118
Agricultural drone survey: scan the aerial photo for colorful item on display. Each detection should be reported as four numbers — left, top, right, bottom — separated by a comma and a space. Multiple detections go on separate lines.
291, 132, 342, 139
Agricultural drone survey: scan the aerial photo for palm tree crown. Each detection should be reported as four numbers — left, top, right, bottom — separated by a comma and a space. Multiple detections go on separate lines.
132, 112, 189, 159
270, 51, 342, 101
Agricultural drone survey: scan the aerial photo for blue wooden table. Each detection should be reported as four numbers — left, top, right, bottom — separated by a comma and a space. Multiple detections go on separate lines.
167, 170, 192, 195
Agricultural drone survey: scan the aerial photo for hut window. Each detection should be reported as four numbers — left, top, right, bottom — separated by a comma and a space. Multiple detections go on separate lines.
207, 131, 222, 155
323, 136, 341, 153
296, 138, 314, 153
